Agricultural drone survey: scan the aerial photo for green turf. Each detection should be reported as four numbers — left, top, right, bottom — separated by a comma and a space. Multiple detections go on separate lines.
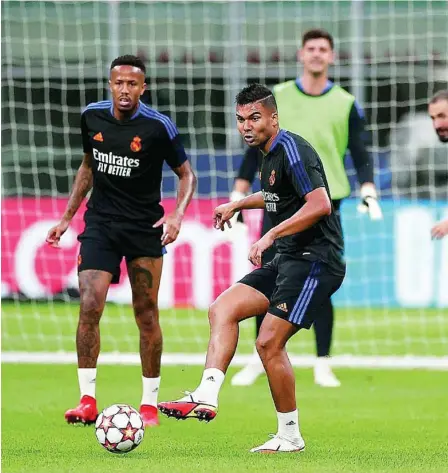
2, 302, 448, 356
2, 364, 448, 473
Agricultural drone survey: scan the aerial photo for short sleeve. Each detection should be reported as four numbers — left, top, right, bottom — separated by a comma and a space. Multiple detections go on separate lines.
81, 112, 92, 153
161, 120, 188, 169
282, 138, 325, 198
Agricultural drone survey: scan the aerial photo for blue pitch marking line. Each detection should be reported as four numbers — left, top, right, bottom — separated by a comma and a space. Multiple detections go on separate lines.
289, 262, 320, 325
280, 133, 313, 194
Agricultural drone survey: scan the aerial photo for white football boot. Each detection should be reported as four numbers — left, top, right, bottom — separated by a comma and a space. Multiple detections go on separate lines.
250, 434, 305, 453
314, 357, 341, 387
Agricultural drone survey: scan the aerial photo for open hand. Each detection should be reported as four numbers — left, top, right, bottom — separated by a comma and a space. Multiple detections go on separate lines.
213, 202, 237, 231
248, 232, 275, 266
153, 212, 183, 246
431, 219, 448, 240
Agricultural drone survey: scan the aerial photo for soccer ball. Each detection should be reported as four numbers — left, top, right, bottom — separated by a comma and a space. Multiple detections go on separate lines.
95, 404, 144, 454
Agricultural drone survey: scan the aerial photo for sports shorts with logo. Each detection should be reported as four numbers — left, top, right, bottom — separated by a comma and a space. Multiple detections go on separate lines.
239, 253, 345, 329
77, 211, 166, 283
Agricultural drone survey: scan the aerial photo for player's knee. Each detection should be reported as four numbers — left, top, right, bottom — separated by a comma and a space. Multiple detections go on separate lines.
79, 293, 104, 323
133, 299, 159, 331
133, 297, 157, 318
208, 301, 227, 327
255, 334, 280, 359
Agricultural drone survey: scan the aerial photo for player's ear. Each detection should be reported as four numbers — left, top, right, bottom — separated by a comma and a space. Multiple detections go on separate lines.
140, 82, 147, 96
272, 111, 279, 127
298, 48, 304, 63
108, 79, 112, 93
329, 49, 335, 65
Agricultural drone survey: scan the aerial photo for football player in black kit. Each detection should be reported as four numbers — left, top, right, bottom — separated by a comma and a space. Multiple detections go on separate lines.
46, 55, 197, 427
158, 84, 345, 453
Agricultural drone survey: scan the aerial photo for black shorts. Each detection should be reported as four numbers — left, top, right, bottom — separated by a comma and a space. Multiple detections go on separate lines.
77, 216, 166, 284
239, 254, 345, 329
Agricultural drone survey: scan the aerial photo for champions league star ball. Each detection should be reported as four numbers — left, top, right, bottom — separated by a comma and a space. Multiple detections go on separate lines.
95, 404, 144, 454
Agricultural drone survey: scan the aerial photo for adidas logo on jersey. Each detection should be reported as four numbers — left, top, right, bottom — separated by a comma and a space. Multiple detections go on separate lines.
276, 302, 288, 312
93, 132, 103, 142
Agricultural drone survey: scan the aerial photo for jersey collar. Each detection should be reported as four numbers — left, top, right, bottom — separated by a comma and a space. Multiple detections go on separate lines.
295, 78, 334, 96
109, 100, 142, 121
268, 129, 285, 153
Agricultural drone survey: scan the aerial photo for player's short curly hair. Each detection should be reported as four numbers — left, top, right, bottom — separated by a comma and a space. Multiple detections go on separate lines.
302, 28, 334, 50
110, 54, 146, 74
235, 83, 277, 110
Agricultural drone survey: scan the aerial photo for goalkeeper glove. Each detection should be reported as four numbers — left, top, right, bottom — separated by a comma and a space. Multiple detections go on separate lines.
357, 185, 383, 220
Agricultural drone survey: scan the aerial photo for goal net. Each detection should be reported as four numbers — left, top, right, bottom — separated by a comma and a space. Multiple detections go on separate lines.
2, 0, 448, 368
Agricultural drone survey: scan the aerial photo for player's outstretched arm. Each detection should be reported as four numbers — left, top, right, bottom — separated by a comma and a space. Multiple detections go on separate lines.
154, 160, 197, 246
46, 152, 93, 248
248, 188, 331, 266
431, 218, 448, 239
214, 191, 265, 231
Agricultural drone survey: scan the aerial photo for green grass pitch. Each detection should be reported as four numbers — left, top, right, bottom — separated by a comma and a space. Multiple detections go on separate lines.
2, 302, 448, 472
2, 364, 448, 473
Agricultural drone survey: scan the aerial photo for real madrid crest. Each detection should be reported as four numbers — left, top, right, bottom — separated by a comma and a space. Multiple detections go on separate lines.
130, 136, 142, 152
269, 170, 276, 186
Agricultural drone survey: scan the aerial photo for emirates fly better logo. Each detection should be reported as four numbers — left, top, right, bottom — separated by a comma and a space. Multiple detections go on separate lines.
262, 190, 279, 212
92, 148, 140, 177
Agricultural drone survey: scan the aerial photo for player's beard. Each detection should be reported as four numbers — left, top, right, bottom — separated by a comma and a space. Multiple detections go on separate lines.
436, 129, 448, 143
117, 100, 138, 117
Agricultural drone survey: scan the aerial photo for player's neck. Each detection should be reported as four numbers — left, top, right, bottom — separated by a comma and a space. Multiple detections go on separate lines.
299, 73, 329, 96
261, 129, 280, 155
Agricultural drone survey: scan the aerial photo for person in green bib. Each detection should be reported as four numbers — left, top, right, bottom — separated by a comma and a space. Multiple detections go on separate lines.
230, 28, 382, 388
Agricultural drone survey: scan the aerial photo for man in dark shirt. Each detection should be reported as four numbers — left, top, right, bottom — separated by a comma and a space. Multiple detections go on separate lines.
231, 29, 381, 388
46, 55, 197, 427
158, 84, 345, 454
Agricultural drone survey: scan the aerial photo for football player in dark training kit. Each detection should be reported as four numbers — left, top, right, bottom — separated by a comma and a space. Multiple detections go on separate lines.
46, 55, 197, 427
231, 29, 382, 388
158, 84, 345, 453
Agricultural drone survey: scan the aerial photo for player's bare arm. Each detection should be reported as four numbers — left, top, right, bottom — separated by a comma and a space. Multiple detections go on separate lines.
214, 191, 265, 231
153, 160, 197, 246
46, 152, 93, 248
249, 187, 331, 266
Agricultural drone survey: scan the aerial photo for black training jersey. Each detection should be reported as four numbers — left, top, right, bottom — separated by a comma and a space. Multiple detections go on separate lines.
81, 100, 188, 224
260, 129, 345, 275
